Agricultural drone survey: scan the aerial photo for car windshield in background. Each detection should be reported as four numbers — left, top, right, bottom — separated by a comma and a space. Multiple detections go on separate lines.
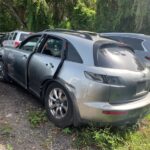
104, 36, 144, 51
94, 44, 145, 71
143, 41, 150, 50
19, 33, 29, 41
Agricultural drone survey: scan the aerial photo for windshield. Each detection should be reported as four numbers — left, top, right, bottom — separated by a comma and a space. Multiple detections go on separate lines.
94, 43, 145, 71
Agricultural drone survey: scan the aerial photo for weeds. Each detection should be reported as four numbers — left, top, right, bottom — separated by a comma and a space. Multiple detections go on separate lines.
0, 123, 13, 137
28, 110, 48, 127
62, 120, 148, 150
6, 144, 13, 150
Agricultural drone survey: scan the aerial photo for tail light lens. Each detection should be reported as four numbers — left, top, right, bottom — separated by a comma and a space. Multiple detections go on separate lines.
84, 71, 105, 83
102, 110, 128, 115
84, 71, 121, 85
14, 41, 20, 48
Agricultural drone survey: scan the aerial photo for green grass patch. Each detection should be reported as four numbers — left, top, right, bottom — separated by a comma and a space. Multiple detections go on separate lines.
0, 123, 13, 137
6, 144, 13, 150
28, 110, 48, 128
63, 114, 150, 150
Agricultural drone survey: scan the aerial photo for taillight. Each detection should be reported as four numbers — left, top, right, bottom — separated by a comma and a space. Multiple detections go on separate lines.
14, 41, 20, 48
84, 71, 121, 85
145, 56, 150, 61
102, 111, 128, 115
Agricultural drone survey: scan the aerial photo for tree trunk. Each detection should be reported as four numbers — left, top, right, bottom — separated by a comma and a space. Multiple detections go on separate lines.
1, 1, 27, 29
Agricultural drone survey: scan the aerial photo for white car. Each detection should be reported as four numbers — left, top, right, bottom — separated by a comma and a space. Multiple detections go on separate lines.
2, 30, 31, 48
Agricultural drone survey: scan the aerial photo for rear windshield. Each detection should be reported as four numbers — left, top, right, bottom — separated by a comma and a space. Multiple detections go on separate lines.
94, 43, 145, 71
19, 33, 29, 41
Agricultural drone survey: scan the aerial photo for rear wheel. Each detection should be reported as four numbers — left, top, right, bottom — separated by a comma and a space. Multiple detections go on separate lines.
45, 82, 73, 128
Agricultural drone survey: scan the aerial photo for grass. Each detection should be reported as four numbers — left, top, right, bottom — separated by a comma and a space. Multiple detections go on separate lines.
0, 123, 13, 137
28, 110, 48, 128
62, 114, 150, 150
6, 144, 13, 150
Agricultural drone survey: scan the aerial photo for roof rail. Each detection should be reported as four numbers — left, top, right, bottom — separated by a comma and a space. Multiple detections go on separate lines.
43, 28, 93, 40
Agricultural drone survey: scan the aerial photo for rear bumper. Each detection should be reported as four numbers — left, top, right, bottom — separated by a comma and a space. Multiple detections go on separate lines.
78, 92, 150, 125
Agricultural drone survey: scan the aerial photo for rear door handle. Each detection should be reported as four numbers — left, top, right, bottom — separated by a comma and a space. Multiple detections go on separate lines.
50, 63, 54, 68
23, 55, 28, 59
46, 63, 54, 68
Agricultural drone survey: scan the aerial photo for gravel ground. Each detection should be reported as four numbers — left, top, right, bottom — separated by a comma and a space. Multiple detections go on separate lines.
0, 82, 75, 150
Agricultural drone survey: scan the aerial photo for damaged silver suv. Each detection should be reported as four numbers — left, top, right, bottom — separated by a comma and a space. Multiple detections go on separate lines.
0, 30, 150, 128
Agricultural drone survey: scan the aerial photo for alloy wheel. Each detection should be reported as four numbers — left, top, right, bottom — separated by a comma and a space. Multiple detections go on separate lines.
48, 88, 68, 119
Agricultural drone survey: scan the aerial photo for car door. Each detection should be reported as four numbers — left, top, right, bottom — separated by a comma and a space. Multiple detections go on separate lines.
28, 35, 65, 96
7, 35, 42, 87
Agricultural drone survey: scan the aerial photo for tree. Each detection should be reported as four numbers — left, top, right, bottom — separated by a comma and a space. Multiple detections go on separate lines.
27, 0, 50, 31
0, 0, 28, 29
70, 0, 96, 30
133, 0, 150, 34
95, 0, 135, 32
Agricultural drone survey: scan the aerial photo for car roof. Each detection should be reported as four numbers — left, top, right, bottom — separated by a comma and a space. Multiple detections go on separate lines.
10, 30, 30, 34
100, 32, 150, 40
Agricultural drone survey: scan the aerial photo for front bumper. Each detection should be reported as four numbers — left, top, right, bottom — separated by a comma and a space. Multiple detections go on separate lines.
78, 92, 150, 125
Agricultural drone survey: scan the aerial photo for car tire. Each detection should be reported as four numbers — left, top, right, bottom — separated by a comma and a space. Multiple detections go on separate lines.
0, 61, 9, 82
45, 82, 73, 128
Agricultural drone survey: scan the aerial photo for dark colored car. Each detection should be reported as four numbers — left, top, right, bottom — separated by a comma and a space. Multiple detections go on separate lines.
100, 33, 150, 68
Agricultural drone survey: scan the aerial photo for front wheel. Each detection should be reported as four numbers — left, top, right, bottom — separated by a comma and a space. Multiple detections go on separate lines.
45, 82, 73, 128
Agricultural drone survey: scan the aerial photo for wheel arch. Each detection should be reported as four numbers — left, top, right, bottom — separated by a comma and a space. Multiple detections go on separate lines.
40, 77, 82, 126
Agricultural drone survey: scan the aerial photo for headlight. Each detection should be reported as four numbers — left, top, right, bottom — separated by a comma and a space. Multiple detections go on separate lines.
84, 71, 121, 85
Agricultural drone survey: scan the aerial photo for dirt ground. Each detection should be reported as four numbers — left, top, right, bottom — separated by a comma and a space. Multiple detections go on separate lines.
0, 81, 75, 150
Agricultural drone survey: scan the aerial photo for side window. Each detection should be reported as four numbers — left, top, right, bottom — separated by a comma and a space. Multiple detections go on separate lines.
8, 33, 14, 40
42, 37, 63, 58
143, 41, 150, 50
13, 33, 17, 40
3, 34, 9, 40
20, 36, 41, 52
66, 42, 83, 63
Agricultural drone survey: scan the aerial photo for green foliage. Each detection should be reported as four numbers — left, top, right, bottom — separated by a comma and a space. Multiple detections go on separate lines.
95, 0, 134, 32
71, 0, 96, 31
62, 115, 150, 150
28, 110, 48, 127
69, 124, 143, 150
0, 123, 13, 137
62, 127, 72, 134
0, 6, 19, 32
27, 0, 50, 31
6, 144, 13, 150
0, 0, 150, 34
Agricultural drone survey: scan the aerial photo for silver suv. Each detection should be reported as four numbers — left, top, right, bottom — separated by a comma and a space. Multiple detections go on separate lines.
2, 30, 30, 48
0, 31, 150, 127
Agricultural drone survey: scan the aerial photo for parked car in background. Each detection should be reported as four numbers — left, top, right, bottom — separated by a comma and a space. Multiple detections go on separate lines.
100, 33, 150, 68
0, 33, 8, 47
2, 30, 31, 48
0, 32, 5, 39
0, 30, 150, 128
